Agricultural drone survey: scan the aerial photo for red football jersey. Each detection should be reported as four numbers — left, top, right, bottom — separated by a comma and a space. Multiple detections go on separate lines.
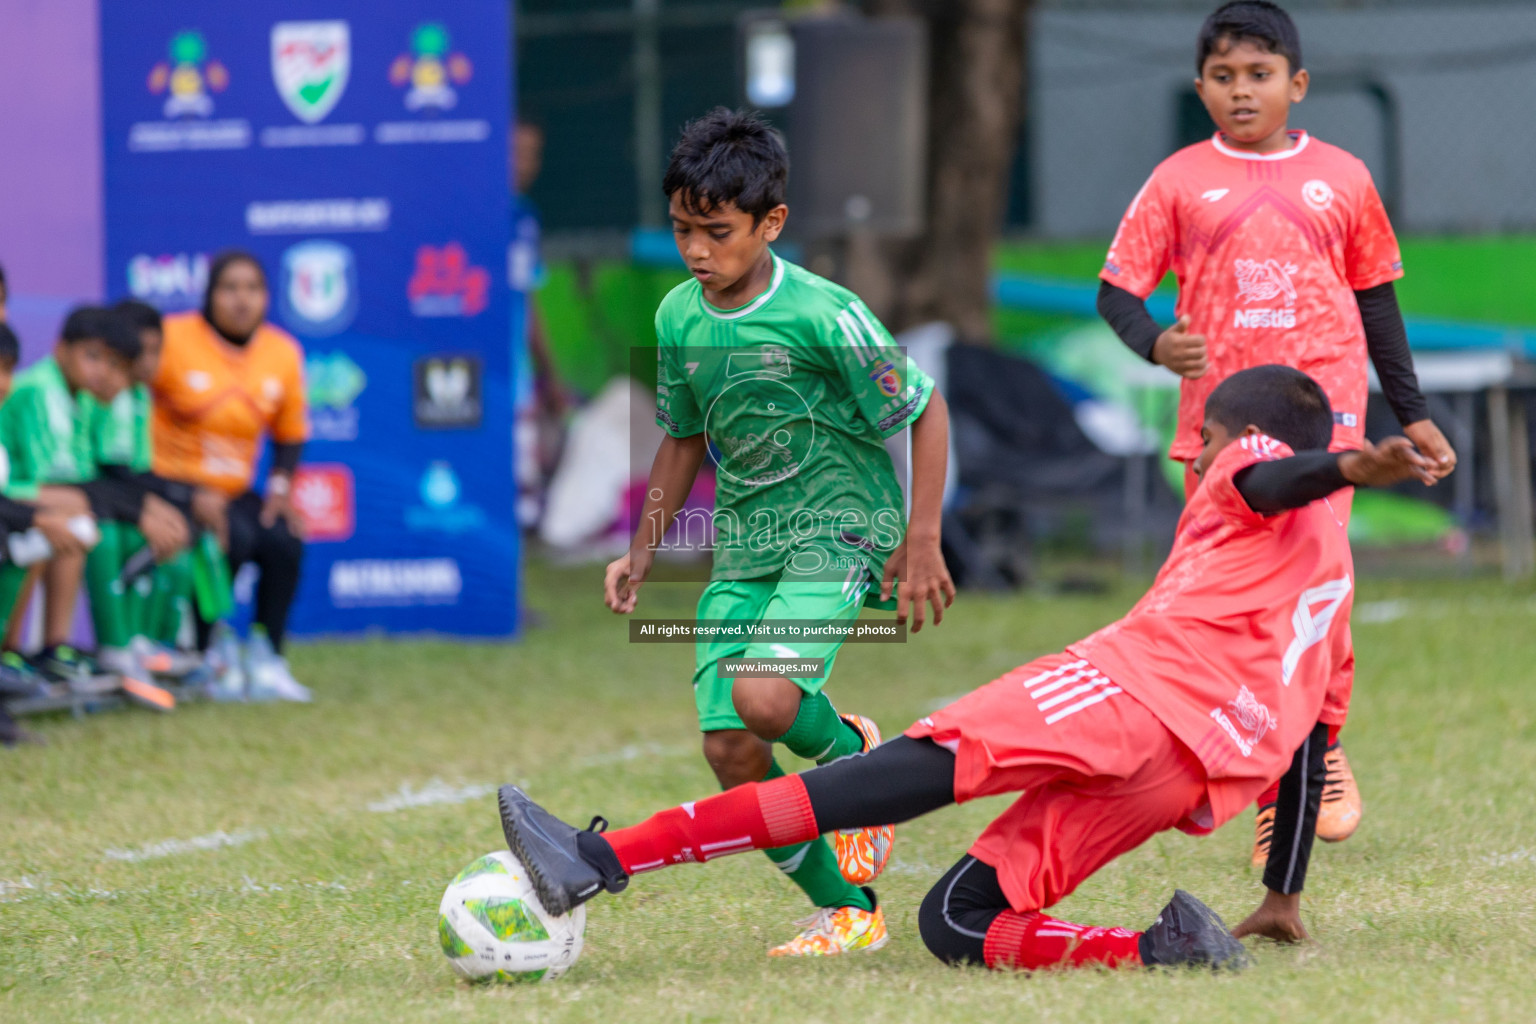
1102, 131, 1403, 460
1068, 435, 1355, 830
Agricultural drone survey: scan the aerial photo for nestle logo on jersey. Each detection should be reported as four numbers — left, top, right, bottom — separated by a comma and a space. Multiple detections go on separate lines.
1233, 308, 1296, 329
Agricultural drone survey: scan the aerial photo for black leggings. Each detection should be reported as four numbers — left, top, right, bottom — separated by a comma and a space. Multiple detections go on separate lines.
801, 736, 1005, 964
194, 490, 304, 652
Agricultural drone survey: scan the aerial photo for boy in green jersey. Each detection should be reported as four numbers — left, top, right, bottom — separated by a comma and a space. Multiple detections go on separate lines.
82, 301, 196, 678
603, 109, 955, 957
0, 307, 143, 678
0, 320, 97, 739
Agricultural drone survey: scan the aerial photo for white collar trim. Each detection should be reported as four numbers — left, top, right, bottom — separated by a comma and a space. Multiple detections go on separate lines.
699, 252, 784, 321
1210, 130, 1310, 161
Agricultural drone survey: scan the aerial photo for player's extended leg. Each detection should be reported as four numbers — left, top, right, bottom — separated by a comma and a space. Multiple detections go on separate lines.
499, 734, 954, 916
691, 578, 882, 956
916, 855, 1240, 971
733, 674, 891, 886
498, 735, 1246, 970
734, 573, 896, 885
700, 728, 874, 943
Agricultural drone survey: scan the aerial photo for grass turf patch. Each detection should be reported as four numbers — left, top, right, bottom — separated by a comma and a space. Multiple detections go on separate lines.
3, 563, 1534, 1022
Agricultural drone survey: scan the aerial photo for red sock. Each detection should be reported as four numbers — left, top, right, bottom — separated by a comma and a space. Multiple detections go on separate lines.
603, 775, 819, 875
983, 911, 1143, 971
1257, 779, 1281, 806
1327, 724, 1341, 746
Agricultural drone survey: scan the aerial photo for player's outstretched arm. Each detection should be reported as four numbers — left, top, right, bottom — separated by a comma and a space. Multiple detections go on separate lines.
882, 389, 955, 633
603, 433, 706, 614
1236, 438, 1436, 514
1339, 436, 1437, 489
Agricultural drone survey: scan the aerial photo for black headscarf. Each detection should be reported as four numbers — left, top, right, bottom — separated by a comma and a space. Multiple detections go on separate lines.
202, 249, 269, 347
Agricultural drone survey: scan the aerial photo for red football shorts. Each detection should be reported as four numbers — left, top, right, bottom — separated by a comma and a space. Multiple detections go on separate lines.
906, 653, 1210, 915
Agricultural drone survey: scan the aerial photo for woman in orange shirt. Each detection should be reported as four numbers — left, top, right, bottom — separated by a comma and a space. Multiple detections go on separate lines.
153, 251, 310, 700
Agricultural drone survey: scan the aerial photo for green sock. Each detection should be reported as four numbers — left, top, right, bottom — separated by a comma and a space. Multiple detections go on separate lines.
84, 521, 132, 648
147, 553, 193, 645
115, 527, 160, 638
774, 691, 864, 765
0, 562, 28, 628
758, 758, 872, 911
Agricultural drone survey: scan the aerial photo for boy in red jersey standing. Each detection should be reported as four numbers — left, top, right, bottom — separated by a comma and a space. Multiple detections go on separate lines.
1097, 0, 1456, 870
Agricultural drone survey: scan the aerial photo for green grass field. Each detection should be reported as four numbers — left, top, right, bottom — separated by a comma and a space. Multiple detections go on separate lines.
4, 562, 1535, 1022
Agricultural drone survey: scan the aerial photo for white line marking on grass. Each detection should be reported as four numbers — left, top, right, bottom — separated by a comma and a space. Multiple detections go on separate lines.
1355, 600, 1411, 624
366, 779, 496, 813
103, 828, 267, 863
571, 743, 691, 767
0, 877, 42, 898
241, 875, 350, 893
1484, 849, 1535, 867
884, 858, 945, 877
1354, 596, 1536, 624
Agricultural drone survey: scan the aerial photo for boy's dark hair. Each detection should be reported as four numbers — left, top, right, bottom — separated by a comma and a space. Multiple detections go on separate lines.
1197, 1, 1303, 74
113, 298, 163, 335
61, 305, 142, 362
663, 107, 788, 225
1205, 364, 1332, 451
0, 260, 8, 299
0, 322, 18, 367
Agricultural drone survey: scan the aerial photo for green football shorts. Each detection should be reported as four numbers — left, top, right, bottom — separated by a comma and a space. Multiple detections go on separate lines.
692, 568, 873, 732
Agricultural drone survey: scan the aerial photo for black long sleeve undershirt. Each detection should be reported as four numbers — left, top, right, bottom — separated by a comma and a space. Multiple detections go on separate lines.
1097, 280, 1431, 428
1233, 451, 1351, 514
1096, 281, 1163, 363
1354, 281, 1429, 427
271, 441, 302, 476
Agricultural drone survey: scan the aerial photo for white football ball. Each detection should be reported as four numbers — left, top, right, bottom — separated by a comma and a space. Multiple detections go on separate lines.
438, 851, 586, 983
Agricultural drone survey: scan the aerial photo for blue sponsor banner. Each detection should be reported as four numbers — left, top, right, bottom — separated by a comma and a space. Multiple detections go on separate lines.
101, 1, 519, 637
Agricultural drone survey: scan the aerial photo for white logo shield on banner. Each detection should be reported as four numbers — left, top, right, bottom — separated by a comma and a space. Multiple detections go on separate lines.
271, 21, 351, 124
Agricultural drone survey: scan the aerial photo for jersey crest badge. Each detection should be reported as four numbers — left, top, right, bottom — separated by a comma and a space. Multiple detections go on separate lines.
1302, 179, 1334, 212
869, 360, 902, 397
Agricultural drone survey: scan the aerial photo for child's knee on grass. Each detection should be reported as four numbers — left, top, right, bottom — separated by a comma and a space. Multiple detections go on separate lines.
701, 729, 772, 788
731, 674, 802, 739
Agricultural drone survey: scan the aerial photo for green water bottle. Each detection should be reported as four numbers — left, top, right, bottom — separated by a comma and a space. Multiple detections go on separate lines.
191, 531, 235, 622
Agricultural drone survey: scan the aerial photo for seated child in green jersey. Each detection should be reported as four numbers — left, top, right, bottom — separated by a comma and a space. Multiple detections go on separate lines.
0, 306, 164, 681
0, 320, 102, 729
601, 108, 955, 958
81, 301, 197, 678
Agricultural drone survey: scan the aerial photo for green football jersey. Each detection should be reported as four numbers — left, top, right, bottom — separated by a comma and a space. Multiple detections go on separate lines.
0, 356, 98, 499
654, 252, 934, 580
86, 383, 153, 473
